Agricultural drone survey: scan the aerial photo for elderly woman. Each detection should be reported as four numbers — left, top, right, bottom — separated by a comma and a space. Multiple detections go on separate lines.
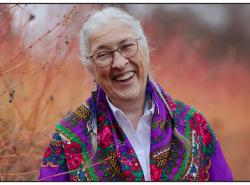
39, 7, 233, 181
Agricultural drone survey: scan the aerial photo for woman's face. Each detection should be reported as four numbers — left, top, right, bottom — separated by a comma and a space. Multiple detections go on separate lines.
88, 20, 149, 104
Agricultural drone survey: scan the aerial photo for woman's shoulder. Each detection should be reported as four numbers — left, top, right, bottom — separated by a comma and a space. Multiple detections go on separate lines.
53, 102, 92, 141
170, 97, 217, 148
168, 96, 208, 125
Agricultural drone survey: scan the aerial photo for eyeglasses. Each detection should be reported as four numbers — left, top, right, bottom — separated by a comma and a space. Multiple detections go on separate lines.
87, 38, 141, 68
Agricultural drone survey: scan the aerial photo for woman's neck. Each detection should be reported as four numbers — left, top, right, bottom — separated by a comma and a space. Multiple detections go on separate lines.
109, 95, 146, 130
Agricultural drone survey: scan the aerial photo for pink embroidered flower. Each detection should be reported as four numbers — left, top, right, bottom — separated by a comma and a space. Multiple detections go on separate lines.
120, 156, 130, 166
55, 148, 61, 156
168, 100, 176, 111
98, 126, 112, 148
130, 159, 141, 171
44, 147, 52, 158
120, 156, 140, 171
150, 164, 162, 181
64, 142, 82, 170
128, 149, 134, 155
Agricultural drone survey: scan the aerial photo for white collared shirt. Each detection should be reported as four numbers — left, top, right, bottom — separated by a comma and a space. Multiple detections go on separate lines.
106, 95, 155, 181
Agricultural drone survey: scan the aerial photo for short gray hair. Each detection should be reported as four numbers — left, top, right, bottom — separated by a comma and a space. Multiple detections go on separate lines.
79, 6, 149, 73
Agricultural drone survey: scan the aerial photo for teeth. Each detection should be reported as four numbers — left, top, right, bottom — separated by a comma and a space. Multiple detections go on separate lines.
115, 72, 134, 81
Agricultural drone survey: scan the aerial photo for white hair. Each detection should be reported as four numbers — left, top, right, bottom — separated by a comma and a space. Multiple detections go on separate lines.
79, 6, 150, 73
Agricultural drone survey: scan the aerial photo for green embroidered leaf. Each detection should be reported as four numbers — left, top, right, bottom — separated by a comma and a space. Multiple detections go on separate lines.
160, 122, 165, 130
151, 122, 158, 129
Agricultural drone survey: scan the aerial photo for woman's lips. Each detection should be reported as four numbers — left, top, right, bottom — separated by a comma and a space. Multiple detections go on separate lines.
114, 71, 135, 82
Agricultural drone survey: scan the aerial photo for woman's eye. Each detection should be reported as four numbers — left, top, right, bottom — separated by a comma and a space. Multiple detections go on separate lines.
96, 52, 109, 59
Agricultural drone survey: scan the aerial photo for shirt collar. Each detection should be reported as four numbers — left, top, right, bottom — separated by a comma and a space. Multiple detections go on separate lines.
105, 95, 155, 119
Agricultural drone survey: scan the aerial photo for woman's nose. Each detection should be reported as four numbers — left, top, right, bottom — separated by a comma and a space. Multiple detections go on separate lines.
111, 51, 129, 69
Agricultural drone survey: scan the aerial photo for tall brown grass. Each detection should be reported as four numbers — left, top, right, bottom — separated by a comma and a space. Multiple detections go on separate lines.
0, 4, 249, 181
0, 4, 92, 181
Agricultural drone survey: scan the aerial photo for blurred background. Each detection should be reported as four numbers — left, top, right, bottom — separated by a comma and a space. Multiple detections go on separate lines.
0, 4, 249, 181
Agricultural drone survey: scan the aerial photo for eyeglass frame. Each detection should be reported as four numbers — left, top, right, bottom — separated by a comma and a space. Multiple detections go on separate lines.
86, 37, 141, 68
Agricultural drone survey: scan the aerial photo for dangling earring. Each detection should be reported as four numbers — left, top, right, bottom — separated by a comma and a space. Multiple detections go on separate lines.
93, 80, 98, 92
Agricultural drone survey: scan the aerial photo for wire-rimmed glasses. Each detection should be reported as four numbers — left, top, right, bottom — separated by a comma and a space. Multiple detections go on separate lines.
87, 38, 141, 68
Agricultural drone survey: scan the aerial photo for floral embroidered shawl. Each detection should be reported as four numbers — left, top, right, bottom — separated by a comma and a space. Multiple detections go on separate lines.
39, 78, 233, 181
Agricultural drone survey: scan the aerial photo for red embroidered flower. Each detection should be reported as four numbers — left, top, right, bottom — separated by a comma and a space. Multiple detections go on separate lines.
98, 115, 104, 123
190, 113, 212, 145
201, 127, 212, 145
150, 164, 162, 181
44, 147, 52, 158
193, 113, 206, 125
67, 154, 82, 170
189, 118, 200, 135
190, 113, 207, 135
64, 142, 82, 154
64, 142, 82, 170
199, 168, 206, 180
98, 126, 112, 148
123, 170, 136, 181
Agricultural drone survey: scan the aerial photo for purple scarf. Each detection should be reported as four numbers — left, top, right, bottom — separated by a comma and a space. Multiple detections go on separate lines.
39, 78, 233, 181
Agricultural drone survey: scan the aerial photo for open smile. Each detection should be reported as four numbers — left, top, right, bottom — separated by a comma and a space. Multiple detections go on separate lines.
113, 71, 135, 82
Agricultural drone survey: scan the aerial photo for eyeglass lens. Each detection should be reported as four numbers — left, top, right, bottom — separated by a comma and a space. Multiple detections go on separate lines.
92, 38, 139, 68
